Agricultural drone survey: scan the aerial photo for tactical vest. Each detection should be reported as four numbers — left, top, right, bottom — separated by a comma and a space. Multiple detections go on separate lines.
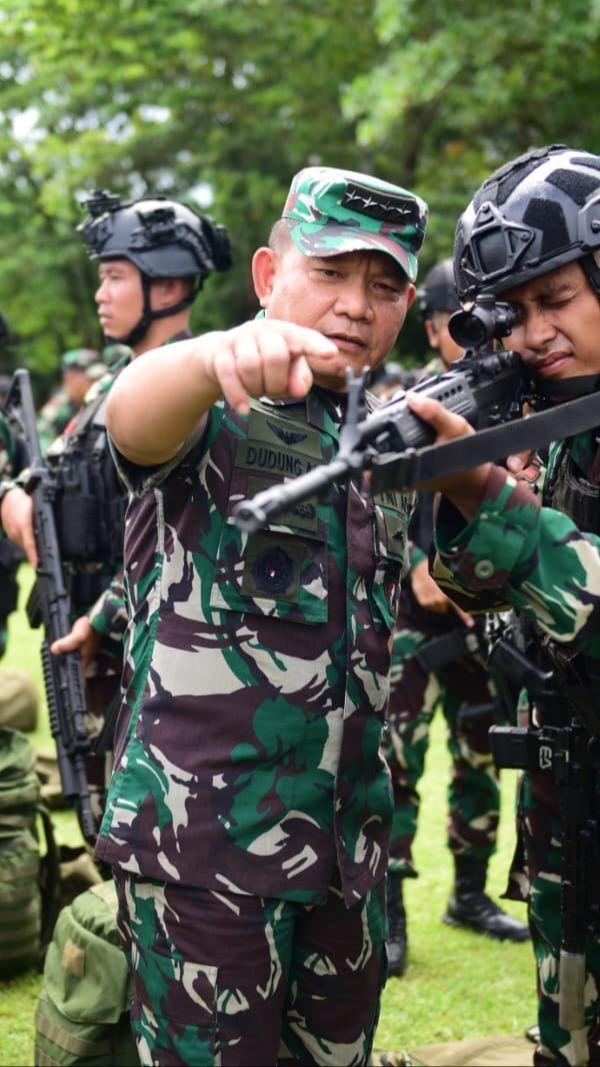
49, 392, 127, 611
531, 433, 600, 732
547, 437, 600, 534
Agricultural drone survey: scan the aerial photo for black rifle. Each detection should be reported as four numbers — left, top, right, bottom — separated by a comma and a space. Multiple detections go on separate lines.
415, 618, 489, 674
233, 295, 600, 532
413, 618, 505, 728
2, 369, 95, 841
487, 626, 600, 1036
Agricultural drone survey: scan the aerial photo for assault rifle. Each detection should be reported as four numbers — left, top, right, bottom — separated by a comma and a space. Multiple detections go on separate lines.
2, 369, 95, 841
413, 616, 505, 729
488, 623, 600, 1043
234, 294, 600, 532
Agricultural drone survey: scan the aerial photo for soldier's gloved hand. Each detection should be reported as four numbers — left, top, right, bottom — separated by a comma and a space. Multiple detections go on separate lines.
0, 485, 38, 567
205, 319, 338, 415
50, 615, 101, 674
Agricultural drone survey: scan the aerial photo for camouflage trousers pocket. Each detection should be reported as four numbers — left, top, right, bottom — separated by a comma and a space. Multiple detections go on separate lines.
129, 944, 218, 1067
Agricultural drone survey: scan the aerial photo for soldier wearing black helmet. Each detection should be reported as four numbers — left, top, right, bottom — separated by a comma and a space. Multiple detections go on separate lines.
404, 145, 600, 1065
0, 191, 232, 833
383, 259, 528, 978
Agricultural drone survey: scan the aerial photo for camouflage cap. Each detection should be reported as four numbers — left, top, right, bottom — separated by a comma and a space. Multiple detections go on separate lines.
86, 361, 109, 381
61, 347, 101, 372
282, 166, 428, 281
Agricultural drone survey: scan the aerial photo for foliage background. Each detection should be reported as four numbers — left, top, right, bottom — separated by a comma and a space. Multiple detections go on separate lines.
0, 0, 599, 395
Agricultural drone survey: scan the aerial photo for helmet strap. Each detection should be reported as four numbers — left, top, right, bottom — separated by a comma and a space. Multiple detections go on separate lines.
580, 253, 600, 297
103, 273, 201, 347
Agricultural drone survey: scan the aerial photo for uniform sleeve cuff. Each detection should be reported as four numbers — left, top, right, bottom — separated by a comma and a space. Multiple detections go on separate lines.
435, 466, 541, 590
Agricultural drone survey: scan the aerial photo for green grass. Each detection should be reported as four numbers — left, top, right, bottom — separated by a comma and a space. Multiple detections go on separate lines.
0, 566, 535, 1065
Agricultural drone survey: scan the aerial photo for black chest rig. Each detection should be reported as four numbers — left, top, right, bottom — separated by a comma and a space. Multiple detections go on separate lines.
49, 391, 127, 573
546, 437, 600, 534
532, 434, 600, 730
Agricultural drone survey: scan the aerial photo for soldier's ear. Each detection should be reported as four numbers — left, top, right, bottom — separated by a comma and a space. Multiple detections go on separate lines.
150, 276, 187, 311
424, 317, 440, 350
252, 247, 277, 308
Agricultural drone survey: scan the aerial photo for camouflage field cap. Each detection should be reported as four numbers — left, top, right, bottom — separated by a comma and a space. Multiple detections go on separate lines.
61, 347, 101, 371
282, 166, 428, 281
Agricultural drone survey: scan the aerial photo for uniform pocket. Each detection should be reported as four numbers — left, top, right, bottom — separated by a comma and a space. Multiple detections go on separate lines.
210, 466, 328, 625
370, 488, 413, 632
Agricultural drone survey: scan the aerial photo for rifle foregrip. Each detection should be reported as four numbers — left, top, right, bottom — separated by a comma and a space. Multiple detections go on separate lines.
41, 641, 94, 837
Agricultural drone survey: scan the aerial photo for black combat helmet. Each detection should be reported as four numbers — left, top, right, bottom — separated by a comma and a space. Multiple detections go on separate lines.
454, 145, 600, 301
77, 189, 233, 345
416, 259, 461, 319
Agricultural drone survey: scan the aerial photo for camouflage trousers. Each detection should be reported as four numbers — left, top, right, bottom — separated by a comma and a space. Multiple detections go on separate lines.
114, 870, 387, 1066
506, 770, 600, 1066
384, 612, 500, 877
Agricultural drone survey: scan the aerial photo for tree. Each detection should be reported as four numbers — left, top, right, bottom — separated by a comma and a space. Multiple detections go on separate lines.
0, 0, 382, 381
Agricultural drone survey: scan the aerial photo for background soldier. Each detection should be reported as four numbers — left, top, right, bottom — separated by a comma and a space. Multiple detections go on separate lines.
383, 261, 528, 977
36, 347, 104, 453
0, 191, 232, 831
95, 166, 427, 1066
407, 145, 600, 1066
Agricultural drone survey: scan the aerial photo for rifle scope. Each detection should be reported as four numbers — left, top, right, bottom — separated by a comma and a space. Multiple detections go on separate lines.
449, 294, 517, 349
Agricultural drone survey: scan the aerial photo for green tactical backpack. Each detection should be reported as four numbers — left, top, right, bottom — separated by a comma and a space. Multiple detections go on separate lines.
0, 726, 59, 978
35, 879, 139, 1066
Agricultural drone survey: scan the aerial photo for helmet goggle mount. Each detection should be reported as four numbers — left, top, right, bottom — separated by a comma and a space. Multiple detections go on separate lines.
457, 201, 535, 294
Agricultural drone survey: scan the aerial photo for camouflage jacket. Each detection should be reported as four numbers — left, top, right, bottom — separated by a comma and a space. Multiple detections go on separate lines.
432, 429, 600, 657
37, 388, 78, 455
95, 387, 414, 905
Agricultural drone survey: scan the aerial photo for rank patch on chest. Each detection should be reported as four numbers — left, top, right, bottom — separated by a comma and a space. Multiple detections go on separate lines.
241, 533, 305, 602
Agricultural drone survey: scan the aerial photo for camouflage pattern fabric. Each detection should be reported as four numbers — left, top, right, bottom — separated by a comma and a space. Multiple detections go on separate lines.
282, 167, 427, 282
432, 452, 600, 648
96, 386, 413, 906
433, 432, 600, 1065
384, 586, 500, 878
36, 387, 78, 454
88, 569, 128, 644
418, 354, 445, 380
504, 771, 600, 1067
114, 871, 386, 1066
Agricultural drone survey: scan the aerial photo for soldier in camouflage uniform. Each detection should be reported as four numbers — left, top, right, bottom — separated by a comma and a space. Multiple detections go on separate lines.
407, 145, 600, 1066
0, 193, 231, 832
95, 166, 428, 1066
383, 260, 528, 977
36, 347, 104, 453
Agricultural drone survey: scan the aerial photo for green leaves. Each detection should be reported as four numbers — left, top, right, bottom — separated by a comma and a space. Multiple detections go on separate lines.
0, 0, 599, 380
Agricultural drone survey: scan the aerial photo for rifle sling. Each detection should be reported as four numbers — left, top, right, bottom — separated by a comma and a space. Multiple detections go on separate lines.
371, 391, 600, 492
